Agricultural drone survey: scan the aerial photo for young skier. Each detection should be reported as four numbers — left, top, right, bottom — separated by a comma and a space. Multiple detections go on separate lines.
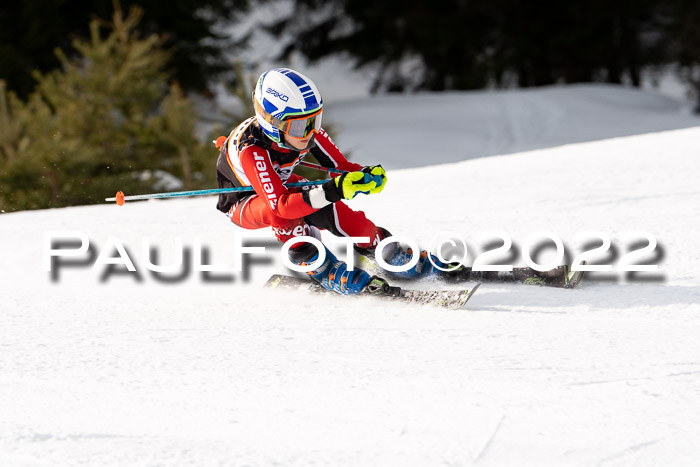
215, 68, 441, 294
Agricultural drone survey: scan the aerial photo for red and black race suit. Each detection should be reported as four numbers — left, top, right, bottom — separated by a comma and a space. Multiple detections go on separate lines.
215, 118, 379, 247
215, 117, 363, 216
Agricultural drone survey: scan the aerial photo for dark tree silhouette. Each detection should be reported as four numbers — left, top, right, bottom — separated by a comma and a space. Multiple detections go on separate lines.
268, 0, 671, 93
0, 0, 252, 97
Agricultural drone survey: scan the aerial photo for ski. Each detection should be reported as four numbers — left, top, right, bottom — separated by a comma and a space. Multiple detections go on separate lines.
264, 274, 480, 310
441, 261, 586, 289
357, 255, 586, 289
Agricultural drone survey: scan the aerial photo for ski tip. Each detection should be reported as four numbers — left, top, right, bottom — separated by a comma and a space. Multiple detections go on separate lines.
465, 282, 480, 302
457, 282, 481, 309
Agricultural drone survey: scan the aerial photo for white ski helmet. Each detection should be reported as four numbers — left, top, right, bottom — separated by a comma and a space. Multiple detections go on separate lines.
253, 68, 323, 147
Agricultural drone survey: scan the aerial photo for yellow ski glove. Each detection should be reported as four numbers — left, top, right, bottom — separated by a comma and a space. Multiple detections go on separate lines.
361, 165, 387, 194
334, 171, 381, 200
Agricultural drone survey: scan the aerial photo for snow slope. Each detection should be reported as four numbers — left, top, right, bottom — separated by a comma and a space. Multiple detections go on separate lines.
1, 87, 700, 466
329, 84, 699, 169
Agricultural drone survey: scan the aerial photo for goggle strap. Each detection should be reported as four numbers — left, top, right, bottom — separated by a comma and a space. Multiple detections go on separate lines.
254, 99, 285, 130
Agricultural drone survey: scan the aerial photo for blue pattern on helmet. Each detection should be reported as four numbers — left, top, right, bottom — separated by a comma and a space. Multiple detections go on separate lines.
303, 95, 319, 110
277, 68, 307, 87
262, 98, 279, 115
276, 68, 320, 111
260, 125, 280, 142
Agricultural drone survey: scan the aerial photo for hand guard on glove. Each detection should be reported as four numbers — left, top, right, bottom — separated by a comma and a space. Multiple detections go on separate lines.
319, 165, 387, 203
361, 165, 387, 194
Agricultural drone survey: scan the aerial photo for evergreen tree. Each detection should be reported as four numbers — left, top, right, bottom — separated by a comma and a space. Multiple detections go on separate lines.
0, 0, 252, 98
0, 6, 215, 212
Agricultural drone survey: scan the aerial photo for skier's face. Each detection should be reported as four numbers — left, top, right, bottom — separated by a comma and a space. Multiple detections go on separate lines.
279, 108, 322, 150
284, 133, 312, 150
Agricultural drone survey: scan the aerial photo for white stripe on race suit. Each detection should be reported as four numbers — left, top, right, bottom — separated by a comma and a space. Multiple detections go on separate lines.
332, 203, 350, 237
238, 194, 256, 225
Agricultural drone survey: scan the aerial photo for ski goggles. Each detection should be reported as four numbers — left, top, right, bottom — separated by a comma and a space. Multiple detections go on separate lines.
255, 99, 323, 139
281, 108, 323, 138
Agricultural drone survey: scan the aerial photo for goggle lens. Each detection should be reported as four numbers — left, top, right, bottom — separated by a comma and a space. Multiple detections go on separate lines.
284, 111, 322, 138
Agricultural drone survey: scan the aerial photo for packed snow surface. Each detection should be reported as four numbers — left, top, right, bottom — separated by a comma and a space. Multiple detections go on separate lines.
2, 85, 700, 466
329, 84, 699, 168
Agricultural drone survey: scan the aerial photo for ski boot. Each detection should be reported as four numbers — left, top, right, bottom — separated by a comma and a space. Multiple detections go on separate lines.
355, 227, 445, 280
289, 242, 372, 294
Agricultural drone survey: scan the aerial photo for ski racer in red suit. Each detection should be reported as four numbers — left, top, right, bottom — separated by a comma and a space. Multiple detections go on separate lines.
215, 68, 442, 294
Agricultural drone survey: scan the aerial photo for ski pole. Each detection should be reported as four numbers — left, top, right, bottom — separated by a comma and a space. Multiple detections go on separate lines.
299, 161, 383, 182
298, 161, 347, 174
106, 180, 328, 206
298, 161, 384, 190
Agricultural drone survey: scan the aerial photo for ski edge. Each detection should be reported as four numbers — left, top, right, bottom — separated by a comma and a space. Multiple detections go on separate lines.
264, 274, 480, 310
